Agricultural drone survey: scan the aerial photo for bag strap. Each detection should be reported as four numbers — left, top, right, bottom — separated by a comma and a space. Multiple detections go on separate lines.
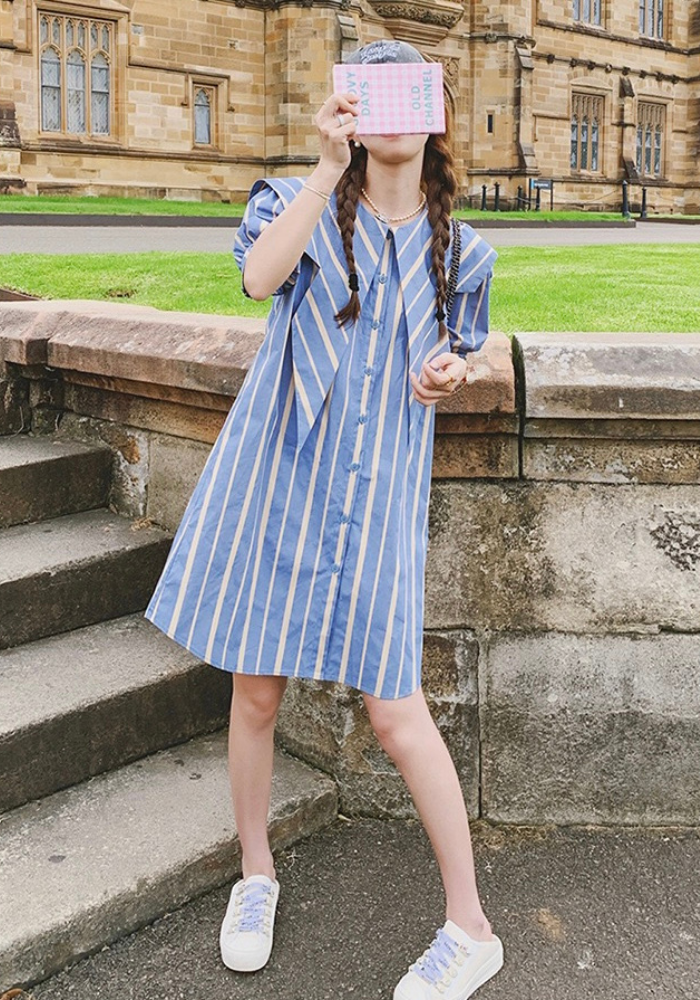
445, 216, 461, 320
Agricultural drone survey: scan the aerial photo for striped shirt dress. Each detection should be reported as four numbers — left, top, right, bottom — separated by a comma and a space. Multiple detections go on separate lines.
144, 177, 497, 700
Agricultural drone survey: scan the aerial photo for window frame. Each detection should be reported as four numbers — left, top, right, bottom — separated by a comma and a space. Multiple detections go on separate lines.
635, 101, 666, 180
38, 9, 115, 140
639, 0, 665, 39
569, 92, 604, 175
191, 80, 219, 150
573, 0, 603, 28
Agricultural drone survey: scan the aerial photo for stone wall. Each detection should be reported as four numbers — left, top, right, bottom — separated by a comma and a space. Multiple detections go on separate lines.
1, 301, 699, 825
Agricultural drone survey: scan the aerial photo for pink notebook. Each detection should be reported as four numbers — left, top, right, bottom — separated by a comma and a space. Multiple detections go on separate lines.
332, 62, 445, 135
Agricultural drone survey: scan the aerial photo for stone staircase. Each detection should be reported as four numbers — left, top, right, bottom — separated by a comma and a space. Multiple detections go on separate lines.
0, 434, 338, 991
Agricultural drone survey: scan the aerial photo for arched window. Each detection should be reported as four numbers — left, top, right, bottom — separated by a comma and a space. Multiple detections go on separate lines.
194, 87, 213, 145
570, 94, 603, 172
38, 14, 113, 136
40, 48, 61, 132
67, 50, 86, 133
636, 103, 665, 178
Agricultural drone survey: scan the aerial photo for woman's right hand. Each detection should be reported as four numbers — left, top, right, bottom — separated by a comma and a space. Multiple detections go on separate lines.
314, 92, 359, 171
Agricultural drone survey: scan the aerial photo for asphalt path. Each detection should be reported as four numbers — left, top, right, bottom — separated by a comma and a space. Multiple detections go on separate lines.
1, 221, 699, 255
30, 816, 700, 1000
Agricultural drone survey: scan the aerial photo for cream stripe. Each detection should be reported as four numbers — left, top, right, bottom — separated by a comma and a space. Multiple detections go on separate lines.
408, 298, 436, 352
469, 279, 488, 347
305, 289, 339, 368
396, 222, 430, 263
355, 214, 380, 266
292, 341, 355, 679
372, 539, 402, 697
313, 237, 392, 681
353, 291, 407, 692
164, 329, 278, 636
318, 220, 353, 295
295, 318, 327, 397
336, 241, 397, 686
406, 272, 433, 316
202, 373, 291, 662
409, 407, 434, 693
271, 381, 338, 676
224, 378, 297, 669
293, 358, 316, 429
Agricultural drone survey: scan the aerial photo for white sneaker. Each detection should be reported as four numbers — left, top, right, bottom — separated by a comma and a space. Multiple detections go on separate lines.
394, 919, 504, 1000
219, 873, 280, 972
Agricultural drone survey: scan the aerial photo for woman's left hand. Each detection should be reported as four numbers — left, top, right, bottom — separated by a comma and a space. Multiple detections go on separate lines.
410, 353, 469, 406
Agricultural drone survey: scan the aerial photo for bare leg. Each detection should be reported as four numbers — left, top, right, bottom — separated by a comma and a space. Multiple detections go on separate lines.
228, 673, 288, 881
363, 686, 493, 941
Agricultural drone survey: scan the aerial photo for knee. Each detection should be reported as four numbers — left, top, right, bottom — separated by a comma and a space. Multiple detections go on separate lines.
363, 690, 425, 759
232, 675, 287, 728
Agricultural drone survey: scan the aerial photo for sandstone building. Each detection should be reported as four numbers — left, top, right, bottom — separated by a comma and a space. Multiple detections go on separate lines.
0, 1, 698, 211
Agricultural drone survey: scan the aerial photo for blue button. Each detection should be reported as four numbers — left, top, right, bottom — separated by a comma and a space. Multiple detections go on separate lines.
371, 320, 380, 330
364, 366, 374, 376
331, 563, 341, 574
378, 274, 387, 284
358, 413, 368, 424
340, 512, 351, 524
350, 462, 361, 473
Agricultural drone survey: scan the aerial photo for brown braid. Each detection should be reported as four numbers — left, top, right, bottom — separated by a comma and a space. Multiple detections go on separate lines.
424, 105, 458, 341
334, 144, 367, 326
334, 106, 457, 332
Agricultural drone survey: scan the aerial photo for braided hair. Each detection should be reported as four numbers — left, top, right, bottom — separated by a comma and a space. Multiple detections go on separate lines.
334, 107, 458, 339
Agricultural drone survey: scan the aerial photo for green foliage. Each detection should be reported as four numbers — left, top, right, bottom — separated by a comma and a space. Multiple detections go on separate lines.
2, 245, 699, 332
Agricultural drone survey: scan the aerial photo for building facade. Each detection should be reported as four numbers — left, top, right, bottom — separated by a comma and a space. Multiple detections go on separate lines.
0, 1, 698, 211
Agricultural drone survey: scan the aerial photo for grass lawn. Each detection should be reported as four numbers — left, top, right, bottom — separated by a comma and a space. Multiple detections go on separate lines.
0, 193, 632, 223
0, 194, 248, 217
455, 209, 628, 222
1, 244, 699, 332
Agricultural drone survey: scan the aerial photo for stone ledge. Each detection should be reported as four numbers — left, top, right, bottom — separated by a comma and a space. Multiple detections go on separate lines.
0, 301, 515, 418
517, 332, 700, 421
517, 333, 700, 483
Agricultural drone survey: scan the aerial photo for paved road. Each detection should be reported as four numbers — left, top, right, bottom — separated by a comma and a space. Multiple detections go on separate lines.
1, 221, 699, 255
29, 816, 700, 1000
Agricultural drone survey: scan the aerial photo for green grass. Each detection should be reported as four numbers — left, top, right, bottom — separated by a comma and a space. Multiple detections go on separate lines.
2, 245, 699, 331
455, 209, 628, 222
0, 194, 632, 222
0, 194, 246, 217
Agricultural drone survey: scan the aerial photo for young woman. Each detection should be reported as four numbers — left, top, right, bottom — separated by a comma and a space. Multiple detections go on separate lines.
145, 39, 503, 1000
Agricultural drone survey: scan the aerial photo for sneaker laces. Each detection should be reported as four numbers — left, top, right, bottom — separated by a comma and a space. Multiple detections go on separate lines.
410, 928, 464, 986
232, 882, 274, 934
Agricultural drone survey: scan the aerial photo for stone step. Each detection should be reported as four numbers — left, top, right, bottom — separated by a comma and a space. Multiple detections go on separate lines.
0, 614, 232, 813
0, 731, 338, 989
0, 508, 172, 649
0, 435, 112, 528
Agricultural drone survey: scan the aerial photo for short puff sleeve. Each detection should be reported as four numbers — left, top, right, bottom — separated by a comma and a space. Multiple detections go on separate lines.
233, 178, 306, 298
447, 222, 497, 358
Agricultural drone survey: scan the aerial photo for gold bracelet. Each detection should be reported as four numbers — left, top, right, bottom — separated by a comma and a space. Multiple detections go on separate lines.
304, 182, 331, 202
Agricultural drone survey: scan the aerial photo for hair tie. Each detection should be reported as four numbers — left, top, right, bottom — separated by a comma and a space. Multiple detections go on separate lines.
436, 308, 446, 322
349, 273, 359, 292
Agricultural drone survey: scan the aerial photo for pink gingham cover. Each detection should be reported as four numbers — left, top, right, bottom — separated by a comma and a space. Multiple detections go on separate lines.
332, 62, 445, 135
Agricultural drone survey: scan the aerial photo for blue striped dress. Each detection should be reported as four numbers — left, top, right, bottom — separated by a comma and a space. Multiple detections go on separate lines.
144, 177, 496, 699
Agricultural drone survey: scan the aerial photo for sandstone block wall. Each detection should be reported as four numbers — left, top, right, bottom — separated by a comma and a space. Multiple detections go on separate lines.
0, 1, 698, 209
1, 301, 698, 825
